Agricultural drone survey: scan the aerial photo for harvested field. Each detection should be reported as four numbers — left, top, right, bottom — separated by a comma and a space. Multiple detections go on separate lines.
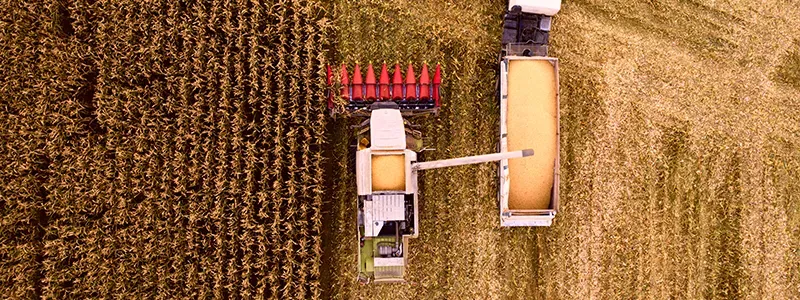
1, 0, 799, 299
323, 0, 800, 299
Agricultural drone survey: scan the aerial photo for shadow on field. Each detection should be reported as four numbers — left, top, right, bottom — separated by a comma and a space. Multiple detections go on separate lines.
775, 39, 800, 90
516, 45, 608, 298
319, 116, 355, 295
709, 152, 744, 298
51, 2, 74, 37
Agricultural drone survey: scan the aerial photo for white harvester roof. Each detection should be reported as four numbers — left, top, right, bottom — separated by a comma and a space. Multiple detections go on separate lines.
370, 109, 406, 150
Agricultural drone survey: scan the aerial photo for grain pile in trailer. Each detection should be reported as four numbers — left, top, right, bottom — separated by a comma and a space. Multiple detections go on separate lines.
506, 60, 558, 209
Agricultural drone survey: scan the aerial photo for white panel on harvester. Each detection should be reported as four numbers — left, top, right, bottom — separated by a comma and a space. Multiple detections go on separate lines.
363, 194, 406, 237
373, 257, 405, 267
371, 194, 405, 221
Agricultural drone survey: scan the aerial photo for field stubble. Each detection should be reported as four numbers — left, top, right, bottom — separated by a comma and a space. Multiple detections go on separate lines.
323, 0, 800, 299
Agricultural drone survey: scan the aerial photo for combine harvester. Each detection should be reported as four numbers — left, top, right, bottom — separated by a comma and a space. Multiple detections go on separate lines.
327, 0, 561, 283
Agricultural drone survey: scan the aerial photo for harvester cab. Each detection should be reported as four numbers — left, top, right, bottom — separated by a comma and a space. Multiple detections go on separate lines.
328, 0, 561, 284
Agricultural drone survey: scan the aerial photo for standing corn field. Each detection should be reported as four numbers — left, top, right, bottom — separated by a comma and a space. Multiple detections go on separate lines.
1, 0, 331, 298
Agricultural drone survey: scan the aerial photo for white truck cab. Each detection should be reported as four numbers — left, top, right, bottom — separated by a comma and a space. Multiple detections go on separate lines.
509, 0, 561, 16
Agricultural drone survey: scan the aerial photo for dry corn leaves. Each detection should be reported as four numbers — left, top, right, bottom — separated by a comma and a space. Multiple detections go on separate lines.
2, 0, 330, 298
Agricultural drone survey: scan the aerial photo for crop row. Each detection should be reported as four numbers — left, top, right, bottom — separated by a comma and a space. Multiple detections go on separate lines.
1, 0, 330, 298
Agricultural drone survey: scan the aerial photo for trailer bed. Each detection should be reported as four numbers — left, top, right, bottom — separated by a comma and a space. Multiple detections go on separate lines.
499, 56, 560, 226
